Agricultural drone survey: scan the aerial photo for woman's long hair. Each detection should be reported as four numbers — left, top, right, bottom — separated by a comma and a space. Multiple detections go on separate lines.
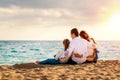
79, 30, 90, 42
63, 39, 70, 51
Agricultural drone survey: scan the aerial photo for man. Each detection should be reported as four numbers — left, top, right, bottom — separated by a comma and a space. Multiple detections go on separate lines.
60, 28, 88, 64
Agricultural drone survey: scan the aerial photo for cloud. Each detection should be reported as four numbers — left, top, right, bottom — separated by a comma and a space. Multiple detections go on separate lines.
0, 0, 110, 8
0, 0, 120, 40
0, 0, 120, 28
0, 5, 85, 29
0, 0, 73, 8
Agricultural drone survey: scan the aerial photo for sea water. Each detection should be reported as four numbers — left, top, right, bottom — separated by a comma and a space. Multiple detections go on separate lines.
0, 41, 120, 65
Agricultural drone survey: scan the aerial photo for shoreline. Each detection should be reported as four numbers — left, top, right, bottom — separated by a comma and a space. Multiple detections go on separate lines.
0, 60, 120, 80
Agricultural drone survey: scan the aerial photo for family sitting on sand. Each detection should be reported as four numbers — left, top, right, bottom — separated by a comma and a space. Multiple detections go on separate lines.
36, 28, 98, 65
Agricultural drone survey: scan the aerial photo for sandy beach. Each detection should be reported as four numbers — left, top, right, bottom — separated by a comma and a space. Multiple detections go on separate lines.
0, 60, 120, 80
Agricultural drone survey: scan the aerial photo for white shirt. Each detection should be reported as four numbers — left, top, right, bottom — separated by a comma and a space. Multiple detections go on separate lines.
60, 37, 88, 64
87, 40, 97, 56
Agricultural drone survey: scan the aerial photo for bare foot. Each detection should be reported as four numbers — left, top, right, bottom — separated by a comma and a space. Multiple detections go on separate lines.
36, 61, 40, 64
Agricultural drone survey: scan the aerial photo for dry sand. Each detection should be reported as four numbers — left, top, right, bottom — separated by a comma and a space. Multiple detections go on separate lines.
0, 60, 120, 80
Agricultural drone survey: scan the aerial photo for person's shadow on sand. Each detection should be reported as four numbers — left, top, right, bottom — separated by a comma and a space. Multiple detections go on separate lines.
13, 62, 86, 69
13, 63, 46, 69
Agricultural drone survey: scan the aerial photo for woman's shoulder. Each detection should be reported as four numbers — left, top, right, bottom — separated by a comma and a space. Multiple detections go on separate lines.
90, 38, 97, 44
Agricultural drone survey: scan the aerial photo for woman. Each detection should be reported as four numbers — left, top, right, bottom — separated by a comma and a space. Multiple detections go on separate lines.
36, 39, 70, 65
74, 30, 98, 63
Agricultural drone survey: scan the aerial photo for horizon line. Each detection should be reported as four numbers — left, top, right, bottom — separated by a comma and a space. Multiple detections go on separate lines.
0, 40, 120, 41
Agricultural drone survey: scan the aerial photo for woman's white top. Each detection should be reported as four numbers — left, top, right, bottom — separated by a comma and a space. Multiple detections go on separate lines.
87, 40, 97, 56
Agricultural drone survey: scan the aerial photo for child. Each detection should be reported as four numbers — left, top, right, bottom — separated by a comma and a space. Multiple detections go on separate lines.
36, 39, 70, 65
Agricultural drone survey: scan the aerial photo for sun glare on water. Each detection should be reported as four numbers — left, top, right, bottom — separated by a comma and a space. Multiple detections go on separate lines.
108, 12, 120, 32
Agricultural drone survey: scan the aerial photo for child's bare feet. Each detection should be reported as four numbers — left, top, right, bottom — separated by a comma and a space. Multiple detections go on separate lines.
36, 61, 40, 64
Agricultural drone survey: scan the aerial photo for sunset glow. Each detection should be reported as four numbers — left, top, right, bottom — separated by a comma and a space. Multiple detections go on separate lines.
0, 0, 120, 40
108, 12, 120, 32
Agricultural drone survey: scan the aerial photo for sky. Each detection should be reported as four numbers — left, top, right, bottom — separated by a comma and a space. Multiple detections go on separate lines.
0, 0, 120, 40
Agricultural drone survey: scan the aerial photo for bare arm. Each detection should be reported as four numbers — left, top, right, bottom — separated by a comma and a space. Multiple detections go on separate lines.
74, 53, 83, 58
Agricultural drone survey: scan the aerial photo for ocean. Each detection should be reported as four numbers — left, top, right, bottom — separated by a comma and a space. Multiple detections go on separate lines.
0, 41, 120, 65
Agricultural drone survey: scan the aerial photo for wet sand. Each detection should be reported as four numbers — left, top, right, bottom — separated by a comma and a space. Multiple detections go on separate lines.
0, 60, 120, 80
